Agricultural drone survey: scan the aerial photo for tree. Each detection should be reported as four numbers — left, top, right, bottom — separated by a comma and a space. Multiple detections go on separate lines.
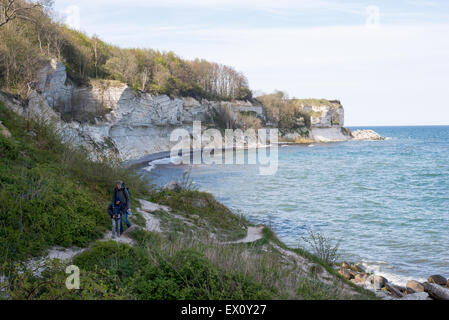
91, 35, 99, 78
0, 0, 52, 28
104, 49, 138, 85
133, 49, 155, 92
90, 35, 109, 79
0, 1, 253, 101
0, 23, 41, 94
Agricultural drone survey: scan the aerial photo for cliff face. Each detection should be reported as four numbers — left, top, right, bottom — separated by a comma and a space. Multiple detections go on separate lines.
308, 102, 350, 142
0, 60, 353, 161
281, 101, 351, 142
2, 60, 267, 160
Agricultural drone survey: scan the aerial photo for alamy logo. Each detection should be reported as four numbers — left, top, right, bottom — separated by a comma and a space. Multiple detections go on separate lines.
65, 265, 80, 290
169, 121, 279, 175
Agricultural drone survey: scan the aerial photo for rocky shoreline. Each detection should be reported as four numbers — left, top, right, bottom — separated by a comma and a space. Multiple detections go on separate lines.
336, 261, 449, 300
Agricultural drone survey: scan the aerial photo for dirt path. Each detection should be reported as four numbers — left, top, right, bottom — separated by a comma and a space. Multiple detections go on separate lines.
14, 198, 389, 299
223, 226, 264, 244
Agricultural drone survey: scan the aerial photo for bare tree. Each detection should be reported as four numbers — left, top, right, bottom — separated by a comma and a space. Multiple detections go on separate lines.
0, 0, 52, 28
91, 35, 99, 78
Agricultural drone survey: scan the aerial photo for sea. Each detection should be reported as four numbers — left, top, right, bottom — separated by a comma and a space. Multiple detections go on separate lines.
140, 126, 449, 285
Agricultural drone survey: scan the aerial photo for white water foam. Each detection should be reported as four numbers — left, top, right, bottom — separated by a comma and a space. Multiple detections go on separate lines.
360, 260, 426, 286
144, 157, 179, 172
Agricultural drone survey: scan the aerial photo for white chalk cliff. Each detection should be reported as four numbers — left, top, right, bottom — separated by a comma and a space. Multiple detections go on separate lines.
0, 60, 380, 161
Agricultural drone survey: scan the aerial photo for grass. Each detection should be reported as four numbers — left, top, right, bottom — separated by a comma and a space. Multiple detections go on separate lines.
0, 101, 151, 265
0, 99, 376, 300
150, 189, 248, 241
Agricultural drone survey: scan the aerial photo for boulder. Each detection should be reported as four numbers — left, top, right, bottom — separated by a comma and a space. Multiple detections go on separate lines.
406, 280, 425, 293
423, 282, 449, 300
385, 282, 404, 298
164, 181, 183, 192
372, 275, 387, 290
350, 264, 365, 273
354, 272, 369, 284
349, 270, 358, 278
352, 129, 385, 141
428, 275, 447, 286
340, 261, 350, 269
338, 267, 354, 280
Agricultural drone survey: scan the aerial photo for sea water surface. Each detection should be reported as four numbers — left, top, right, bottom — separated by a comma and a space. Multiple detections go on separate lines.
141, 126, 449, 285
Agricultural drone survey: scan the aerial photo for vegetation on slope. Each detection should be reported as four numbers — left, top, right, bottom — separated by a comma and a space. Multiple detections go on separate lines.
257, 91, 342, 135
0, 0, 252, 101
0, 2, 371, 301
0, 100, 375, 300
0, 101, 150, 264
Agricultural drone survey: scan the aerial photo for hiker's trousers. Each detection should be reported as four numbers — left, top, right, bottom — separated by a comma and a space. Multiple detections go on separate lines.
112, 218, 121, 238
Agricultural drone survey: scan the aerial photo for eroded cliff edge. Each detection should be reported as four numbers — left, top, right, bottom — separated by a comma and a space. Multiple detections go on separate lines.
0, 60, 382, 161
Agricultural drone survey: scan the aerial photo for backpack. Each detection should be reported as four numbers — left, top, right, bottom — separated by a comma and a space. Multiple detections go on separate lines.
122, 182, 131, 198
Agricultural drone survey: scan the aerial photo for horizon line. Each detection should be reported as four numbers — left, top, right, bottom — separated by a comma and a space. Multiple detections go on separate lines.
347, 124, 449, 127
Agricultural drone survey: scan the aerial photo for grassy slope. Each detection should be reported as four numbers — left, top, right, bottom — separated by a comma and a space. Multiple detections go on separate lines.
0, 101, 375, 300
0, 100, 150, 263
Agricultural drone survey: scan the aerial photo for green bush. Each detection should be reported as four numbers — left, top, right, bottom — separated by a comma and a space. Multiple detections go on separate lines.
73, 241, 146, 281
131, 248, 275, 300
0, 102, 149, 264
3, 259, 131, 300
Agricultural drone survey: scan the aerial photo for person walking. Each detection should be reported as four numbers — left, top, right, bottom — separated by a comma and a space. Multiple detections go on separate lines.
112, 180, 132, 234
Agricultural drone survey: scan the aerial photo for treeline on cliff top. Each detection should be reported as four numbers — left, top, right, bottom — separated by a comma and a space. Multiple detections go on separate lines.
0, 0, 253, 101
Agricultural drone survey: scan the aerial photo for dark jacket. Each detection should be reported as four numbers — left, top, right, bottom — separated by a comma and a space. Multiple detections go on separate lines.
107, 203, 122, 220
112, 184, 130, 211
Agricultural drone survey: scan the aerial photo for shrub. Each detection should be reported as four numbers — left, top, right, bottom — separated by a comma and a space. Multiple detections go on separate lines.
73, 241, 146, 281
0, 102, 150, 264
301, 230, 341, 266
130, 248, 275, 300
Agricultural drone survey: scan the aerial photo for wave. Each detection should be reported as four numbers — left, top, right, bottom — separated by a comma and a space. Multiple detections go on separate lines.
359, 260, 426, 286
144, 156, 180, 172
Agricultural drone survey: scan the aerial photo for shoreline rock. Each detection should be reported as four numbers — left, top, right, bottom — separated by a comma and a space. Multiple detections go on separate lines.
164, 180, 183, 192
336, 261, 449, 300
406, 280, 425, 293
351, 129, 385, 141
428, 275, 447, 286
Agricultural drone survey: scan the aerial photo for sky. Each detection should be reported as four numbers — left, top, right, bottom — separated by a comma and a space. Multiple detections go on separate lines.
53, 0, 449, 126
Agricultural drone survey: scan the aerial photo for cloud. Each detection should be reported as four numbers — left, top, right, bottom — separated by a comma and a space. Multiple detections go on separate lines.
55, 0, 367, 20
63, 5, 81, 30
53, 1, 449, 125
57, 0, 337, 10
